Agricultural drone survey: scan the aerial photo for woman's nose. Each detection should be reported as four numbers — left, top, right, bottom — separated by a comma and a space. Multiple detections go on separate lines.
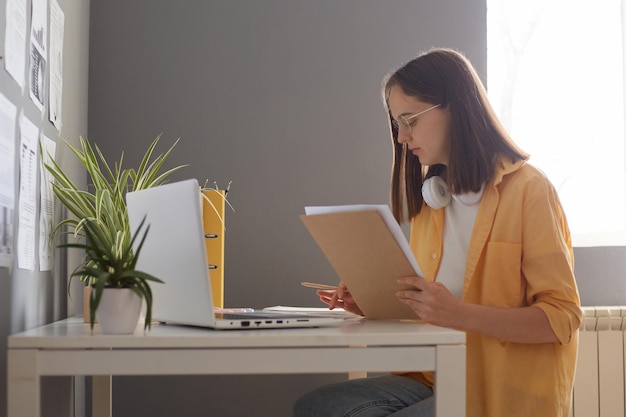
397, 129, 411, 144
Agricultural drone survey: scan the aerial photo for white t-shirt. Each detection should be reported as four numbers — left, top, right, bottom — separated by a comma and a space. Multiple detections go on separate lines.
435, 191, 482, 299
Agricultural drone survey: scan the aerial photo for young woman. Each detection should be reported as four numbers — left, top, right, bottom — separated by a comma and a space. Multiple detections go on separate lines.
293, 48, 581, 417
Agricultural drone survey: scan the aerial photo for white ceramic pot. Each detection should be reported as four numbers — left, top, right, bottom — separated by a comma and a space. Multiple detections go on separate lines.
95, 288, 143, 334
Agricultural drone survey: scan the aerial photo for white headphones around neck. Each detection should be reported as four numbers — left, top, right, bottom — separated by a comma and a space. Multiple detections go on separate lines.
422, 176, 451, 209
421, 176, 485, 209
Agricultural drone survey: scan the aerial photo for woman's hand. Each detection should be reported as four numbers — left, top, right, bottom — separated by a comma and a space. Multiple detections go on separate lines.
396, 276, 463, 328
317, 281, 364, 316
396, 277, 562, 343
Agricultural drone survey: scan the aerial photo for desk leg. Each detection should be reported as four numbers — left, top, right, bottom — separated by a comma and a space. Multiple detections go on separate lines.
7, 349, 40, 417
348, 345, 367, 380
434, 344, 466, 417
348, 371, 368, 379
92, 375, 112, 417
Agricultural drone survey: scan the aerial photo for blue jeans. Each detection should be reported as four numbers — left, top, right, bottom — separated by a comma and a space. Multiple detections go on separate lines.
293, 375, 434, 417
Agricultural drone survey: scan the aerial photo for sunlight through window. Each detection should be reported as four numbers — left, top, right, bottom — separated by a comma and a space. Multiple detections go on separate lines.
487, 0, 626, 246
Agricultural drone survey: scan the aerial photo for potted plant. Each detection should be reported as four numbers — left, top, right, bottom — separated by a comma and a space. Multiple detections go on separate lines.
44, 134, 185, 333
63, 216, 161, 333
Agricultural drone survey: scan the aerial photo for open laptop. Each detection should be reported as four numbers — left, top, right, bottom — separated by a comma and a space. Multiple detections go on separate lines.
126, 178, 347, 329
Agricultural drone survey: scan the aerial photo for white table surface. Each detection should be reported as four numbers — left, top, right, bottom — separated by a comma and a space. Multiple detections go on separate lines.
8, 317, 466, 417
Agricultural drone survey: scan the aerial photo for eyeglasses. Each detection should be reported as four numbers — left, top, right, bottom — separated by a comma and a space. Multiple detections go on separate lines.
392, 104, 441, 134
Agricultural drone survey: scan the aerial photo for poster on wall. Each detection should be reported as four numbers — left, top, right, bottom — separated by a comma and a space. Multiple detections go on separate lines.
39, 136, 55, 271
4, 0, 28, 87
0, 94, 17, 268
28, 0, 48, 112
49, 0, 64, 130
17, 114, 39, 271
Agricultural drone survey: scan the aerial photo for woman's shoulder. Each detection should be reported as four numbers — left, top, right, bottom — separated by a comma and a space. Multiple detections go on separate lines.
495, 160, 562, 208
497, 157, 552, 187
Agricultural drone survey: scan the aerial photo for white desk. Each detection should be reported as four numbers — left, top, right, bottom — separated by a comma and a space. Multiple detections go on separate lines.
8, 317, 465, 417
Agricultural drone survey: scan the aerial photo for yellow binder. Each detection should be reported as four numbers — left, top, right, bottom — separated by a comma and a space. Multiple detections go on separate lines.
202, 190, 226, 308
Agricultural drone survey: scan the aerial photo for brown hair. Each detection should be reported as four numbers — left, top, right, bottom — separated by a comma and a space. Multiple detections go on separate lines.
383, 48, 528, 223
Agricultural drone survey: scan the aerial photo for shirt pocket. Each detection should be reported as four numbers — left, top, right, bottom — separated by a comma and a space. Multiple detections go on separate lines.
480, 242, 524, 307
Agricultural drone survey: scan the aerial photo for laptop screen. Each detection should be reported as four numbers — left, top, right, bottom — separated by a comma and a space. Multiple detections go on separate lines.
126, 179, 219, 327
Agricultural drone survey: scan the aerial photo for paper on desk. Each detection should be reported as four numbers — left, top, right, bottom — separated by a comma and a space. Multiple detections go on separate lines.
305, 205, 423, 277
263, 305, 360, 318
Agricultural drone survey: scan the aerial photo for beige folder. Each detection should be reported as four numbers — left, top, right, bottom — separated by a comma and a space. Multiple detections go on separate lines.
300, 210, 419, 320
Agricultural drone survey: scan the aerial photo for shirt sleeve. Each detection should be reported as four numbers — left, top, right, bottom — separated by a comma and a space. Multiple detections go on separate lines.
521, 173, 581, 344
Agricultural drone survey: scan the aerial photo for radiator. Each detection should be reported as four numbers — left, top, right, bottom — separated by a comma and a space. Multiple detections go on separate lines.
572, 306, 626, 417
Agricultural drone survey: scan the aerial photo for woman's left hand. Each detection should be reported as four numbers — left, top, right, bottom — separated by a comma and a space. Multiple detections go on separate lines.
396, 276, 463, 328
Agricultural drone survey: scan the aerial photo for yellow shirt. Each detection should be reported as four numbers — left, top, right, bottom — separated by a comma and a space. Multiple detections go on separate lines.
406, 157, 581, 417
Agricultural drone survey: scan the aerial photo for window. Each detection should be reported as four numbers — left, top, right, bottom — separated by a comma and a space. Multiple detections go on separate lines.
487, 0, 626, 246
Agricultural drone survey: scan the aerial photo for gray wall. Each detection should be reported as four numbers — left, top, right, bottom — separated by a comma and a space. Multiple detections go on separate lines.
89, 0, 487, 311
574, 246, 626, 306
85, 1, 623, 417
87, 1, 485, 416
0, 1, 90, 416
